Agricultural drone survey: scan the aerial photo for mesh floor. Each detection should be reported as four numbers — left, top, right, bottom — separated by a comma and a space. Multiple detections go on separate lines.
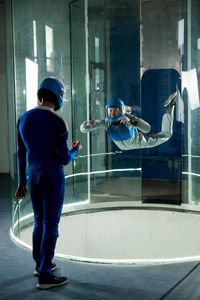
19, 207, 200, 263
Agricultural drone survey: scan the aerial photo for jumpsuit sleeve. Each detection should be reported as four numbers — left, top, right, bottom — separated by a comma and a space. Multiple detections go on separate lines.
56, 130, 79, 166
17, 119, 27, 185
80, 119, 107, 133
125, 113, 151, 133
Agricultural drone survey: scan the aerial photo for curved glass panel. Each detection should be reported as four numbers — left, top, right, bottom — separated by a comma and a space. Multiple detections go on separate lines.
6, 0, 200, 261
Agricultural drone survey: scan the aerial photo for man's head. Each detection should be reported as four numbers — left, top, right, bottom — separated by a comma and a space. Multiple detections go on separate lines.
37, 77, 64, 111
106, 98, 125, 122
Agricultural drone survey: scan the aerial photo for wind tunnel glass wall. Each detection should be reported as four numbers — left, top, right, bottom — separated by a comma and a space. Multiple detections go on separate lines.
8, 0, 200, 238
12, 0, 88, 222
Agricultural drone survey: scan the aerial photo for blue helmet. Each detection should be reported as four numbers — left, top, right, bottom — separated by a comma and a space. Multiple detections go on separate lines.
38, 77, 64, 111
106, 98, 125, 122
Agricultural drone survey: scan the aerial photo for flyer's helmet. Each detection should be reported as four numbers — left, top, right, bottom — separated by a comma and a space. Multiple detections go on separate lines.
106, 98, 125, 122
38, 77, 64, 111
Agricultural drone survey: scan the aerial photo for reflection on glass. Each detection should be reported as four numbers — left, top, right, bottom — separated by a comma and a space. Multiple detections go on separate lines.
25, 58, 38, 111
197, 38, 200, 50
95, 37, 100, 91
45, 25, 54, 72
33, 20, 37, 63
178, 19, 184, 55
176, 89, 184, 123
182, 69, 199, 110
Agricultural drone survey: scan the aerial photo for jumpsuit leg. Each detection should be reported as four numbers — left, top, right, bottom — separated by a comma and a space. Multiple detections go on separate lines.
29, 166, 65, 276
38, 167, 65, 276
161, 109, 174, 138
131, 106, 175, 149
28, 170, 44, 268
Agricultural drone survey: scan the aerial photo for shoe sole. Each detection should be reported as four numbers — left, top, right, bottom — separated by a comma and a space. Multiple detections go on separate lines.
163, 91, 177, 107
34, 270, 39, 276
37, 279, 68, 290
125, 105, 131, 113
34, 265, 56, 277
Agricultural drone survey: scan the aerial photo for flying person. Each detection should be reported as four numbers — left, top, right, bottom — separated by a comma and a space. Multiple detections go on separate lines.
80, 92, 177, 151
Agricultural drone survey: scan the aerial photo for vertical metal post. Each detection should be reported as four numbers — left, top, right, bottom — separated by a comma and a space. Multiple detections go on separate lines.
187, 0, 192, 203
5, 0, 19, 235
17, 199, 21, 238
84, 0, 91, 202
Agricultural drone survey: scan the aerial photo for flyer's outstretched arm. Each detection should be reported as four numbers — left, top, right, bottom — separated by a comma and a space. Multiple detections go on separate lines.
80, 116, 107, 133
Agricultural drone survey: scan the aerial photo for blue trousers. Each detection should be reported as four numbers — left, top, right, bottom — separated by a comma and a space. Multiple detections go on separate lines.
28, 164, 65, 275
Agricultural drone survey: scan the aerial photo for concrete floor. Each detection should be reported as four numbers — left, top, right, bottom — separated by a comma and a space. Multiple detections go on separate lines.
1, 174, 200, 300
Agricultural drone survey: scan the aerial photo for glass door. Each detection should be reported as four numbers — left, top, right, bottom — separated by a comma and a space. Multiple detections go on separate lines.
70, 0, 142, 204
70, 0, 90, 203
140, 0, 182, 205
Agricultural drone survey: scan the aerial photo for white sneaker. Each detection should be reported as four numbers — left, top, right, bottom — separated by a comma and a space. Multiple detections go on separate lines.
163, 92, 177, 107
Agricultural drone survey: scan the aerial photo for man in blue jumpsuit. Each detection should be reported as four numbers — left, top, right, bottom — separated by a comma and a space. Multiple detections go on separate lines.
15, 78, 82, 289
80, 92, 177, 150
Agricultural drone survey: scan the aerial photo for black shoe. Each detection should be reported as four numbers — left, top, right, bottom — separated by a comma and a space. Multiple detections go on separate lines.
34, 263, 56, 277
37, 274, 68, 290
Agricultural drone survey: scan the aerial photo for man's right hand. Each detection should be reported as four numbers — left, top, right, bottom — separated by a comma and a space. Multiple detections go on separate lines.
86, 116, 96, 127
72, 139, 82, 151
120, 114, 131, 125
15, 184, 27, 199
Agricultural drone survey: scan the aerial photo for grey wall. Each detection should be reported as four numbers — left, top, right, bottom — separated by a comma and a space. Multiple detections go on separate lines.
0, 1, 9, 173
141, 0, 182, 76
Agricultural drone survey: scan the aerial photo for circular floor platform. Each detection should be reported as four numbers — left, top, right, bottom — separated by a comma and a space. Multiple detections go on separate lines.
18, 204, 200, 264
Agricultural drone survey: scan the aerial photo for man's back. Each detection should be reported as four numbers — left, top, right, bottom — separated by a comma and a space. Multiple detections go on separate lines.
17, 106, 66, 166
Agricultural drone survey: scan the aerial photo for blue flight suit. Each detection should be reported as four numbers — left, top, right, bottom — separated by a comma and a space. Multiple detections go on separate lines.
80, 110, 174, 151
17, 105, 78, 275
